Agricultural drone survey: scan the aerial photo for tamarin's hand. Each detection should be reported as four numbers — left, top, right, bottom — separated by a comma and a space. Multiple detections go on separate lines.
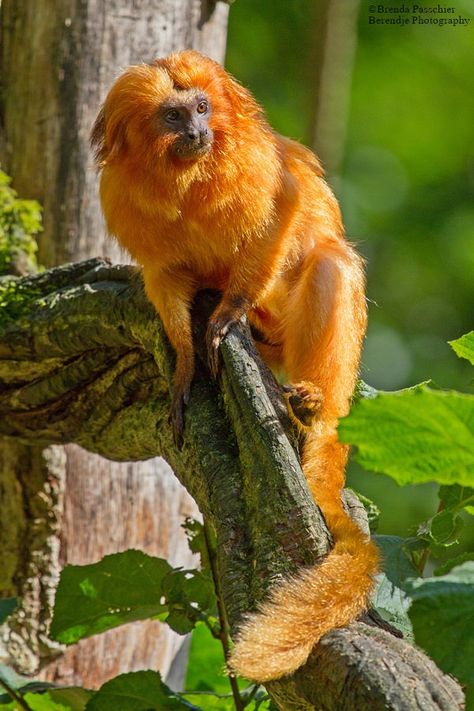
91, 50, 379, 682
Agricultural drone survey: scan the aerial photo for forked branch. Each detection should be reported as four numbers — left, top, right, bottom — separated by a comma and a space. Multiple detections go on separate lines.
0, 259, 464, 710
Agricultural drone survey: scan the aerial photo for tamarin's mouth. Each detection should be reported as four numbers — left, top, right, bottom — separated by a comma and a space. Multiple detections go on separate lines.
172, 140, 212, 161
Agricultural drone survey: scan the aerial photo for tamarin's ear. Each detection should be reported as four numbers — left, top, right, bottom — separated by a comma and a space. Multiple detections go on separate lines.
90, 105, 126, 167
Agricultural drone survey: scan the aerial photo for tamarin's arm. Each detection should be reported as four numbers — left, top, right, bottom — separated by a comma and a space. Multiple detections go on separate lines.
206, 224, 290, 374
143, 265, 197, 443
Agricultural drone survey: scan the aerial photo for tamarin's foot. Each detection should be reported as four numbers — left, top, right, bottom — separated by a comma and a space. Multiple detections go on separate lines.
284, 381, 324, 429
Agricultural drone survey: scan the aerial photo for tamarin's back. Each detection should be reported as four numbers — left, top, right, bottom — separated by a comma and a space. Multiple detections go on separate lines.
92, 50, 379, 682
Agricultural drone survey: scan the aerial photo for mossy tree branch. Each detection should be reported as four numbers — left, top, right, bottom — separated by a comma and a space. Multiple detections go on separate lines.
0, 259, 464, 710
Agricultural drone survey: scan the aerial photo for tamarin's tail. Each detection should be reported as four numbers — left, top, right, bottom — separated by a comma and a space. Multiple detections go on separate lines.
229, 424, 380, 682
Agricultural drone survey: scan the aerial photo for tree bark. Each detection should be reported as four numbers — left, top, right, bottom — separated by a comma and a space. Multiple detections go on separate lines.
0, 260, 465, 710
0, 0, 229, 688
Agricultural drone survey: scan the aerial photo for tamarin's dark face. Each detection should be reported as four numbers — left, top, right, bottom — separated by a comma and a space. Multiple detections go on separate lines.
158, 89, 213, 160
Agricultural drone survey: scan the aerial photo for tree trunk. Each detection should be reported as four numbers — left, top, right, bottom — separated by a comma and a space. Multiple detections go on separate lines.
0, 0, 229, 689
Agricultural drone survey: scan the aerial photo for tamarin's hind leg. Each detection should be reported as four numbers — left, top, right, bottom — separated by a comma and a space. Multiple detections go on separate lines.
282, 241, 367, 500
283, 241, 367, 422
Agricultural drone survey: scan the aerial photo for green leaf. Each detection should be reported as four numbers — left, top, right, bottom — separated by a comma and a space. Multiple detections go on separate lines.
449, 331, 474, 366
162, 570, 215, 613
353, 380, 379, 402
0, 669, 75, 707
350, 490, 380, 532
85, 671, 198, 710
160, 569, 217, 635
24, 693, 71, 710
0, 599, 16, 625
439, 484, 474, 512
434, 552, 474, 576
418, 510, 464, 547
466, 685, 474, 711
50, 550, 173, 644
375, 535, 421, 586
371, 537, 420, 639
165, 610, 196, 635
0, 692, 73, 710
51, 550, 217, 645
372, 573, 413, 640
49, 688, 93, 710
339, 384, 474, 487
405, 561, 474, 685
182, 687, 272, 711
182, 518, 211, 573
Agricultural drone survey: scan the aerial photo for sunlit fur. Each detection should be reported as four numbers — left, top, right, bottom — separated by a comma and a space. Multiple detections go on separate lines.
92, 50, 380, 682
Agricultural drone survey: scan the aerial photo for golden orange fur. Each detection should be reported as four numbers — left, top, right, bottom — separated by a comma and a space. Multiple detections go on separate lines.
91, 50, 379, 682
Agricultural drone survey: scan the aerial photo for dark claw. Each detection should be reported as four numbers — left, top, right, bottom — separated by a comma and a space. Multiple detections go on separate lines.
207, 335, 221, 378
206, 319, 233, 378
168, 387, 190, 449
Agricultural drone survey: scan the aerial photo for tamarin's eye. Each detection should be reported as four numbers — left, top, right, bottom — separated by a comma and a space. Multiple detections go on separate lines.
196, 100, 208, 114
166, 109, 180, 122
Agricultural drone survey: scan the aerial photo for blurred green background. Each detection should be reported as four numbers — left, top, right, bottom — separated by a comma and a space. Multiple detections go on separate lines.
225, 0, 474, 540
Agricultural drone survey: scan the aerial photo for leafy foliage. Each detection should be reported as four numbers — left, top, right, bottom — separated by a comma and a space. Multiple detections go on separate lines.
85, 671, 197, 710
343, 333, 474, 699
450, 331, 474, 367
0, 170, 41, 275
351, 490, 380, 532
417, 509, 464, 548
0, 171, 44, 328
43, 527, 270, 710
371, 535, 421, 639
50, 549, 216, 645
2, 523, 269, 709
0, 692, 70, 710
339, 384, 474, 488
375, 536, 420, 586
50, 550, 173, 644
438, 484, 474, 515
0, 276, 45, 328
405, 562, 474, 687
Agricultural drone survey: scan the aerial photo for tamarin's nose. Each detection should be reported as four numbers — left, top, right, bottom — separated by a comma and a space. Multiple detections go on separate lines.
187, 128, 199, 141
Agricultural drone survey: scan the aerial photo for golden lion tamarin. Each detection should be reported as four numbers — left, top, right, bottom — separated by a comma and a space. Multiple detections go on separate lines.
91, 50, 379, 682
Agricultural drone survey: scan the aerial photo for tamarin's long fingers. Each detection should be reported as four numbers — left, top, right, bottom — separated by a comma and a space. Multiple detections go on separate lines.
206, 317, 236, 377
283, 381, 324, 429
168, 386, 190, 449
168, 349, 194, 448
